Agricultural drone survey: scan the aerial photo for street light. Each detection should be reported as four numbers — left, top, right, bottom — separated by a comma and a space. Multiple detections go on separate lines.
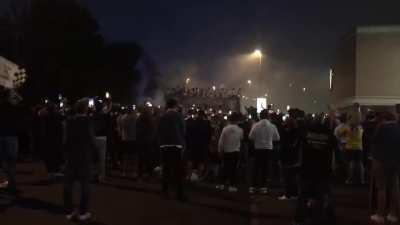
302, 87, 306, 92
252, 49, 262, 71
105, 92, 110, 99
247, 80, 252, 85
185, 78, 191, 85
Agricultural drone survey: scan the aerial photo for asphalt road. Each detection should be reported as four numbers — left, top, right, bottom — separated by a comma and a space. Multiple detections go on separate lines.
0, 162, 372, 225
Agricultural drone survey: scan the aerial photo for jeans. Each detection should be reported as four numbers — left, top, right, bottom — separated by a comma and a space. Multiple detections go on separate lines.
0, 137, 18, 189
252, 149, 270, 188
95, 137, 107, 178
64, 169, 91, 214
161, 147, 185, 198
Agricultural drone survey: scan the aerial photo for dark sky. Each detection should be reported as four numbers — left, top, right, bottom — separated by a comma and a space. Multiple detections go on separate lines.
83, 0, 400, 111
1, 0, 400, 110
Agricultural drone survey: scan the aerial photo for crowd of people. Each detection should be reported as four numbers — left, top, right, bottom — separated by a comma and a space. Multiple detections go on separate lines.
166, 86, 242, 99
0, 90, 400, 224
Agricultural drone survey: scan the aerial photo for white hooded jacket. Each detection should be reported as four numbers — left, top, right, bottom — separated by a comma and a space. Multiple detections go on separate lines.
249, 119, 280, 150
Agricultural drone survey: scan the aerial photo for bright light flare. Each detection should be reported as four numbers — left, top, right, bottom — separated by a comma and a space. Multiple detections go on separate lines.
253, 49, 262, 58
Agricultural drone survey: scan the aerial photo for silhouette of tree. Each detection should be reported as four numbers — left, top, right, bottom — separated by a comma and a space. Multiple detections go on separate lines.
0, 0, 143, 104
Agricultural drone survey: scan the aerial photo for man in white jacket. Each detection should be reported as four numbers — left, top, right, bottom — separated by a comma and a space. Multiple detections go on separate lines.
217, 112, 243, 193
249, 109, 280, 194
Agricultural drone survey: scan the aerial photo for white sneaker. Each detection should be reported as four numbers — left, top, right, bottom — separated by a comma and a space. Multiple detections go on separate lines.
278, 195, 289, 201
370, 214, 385, 224
0, 180, 9, 188
228, 186, 238, 193
216, 184, 225, 190
387, 214, 399, 223
78, 212, 92, 221
190, 173, 199, 182
259, 187, 269, 194
249, 187, 256, 194
65, 211, 77, 220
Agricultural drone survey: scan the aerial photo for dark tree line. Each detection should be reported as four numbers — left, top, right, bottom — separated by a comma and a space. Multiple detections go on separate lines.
0, 0, 146, 104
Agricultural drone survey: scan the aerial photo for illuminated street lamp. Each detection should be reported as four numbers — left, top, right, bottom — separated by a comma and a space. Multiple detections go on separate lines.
286, 105, 291, 111
247, 80, 252, 85
302, 87, 306, 92
212, 86, 216, 91
253, 49, 262, 69
185, 77, 191, 85
105, 92, 111, 99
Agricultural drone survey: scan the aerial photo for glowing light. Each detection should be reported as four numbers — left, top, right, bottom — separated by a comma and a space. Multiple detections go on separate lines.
105, 92, 110, 99
229, 110, 232, 115
253, 49, 262, 58
277, 109, 281, 114
302, 87, 306, 92
247, 80, 252, 85
248, 114, 252, 119
224, 116, 228, 120
218, 110, 222, 114
146, 102, 153, 107
286, 105, 291, 111
60, 102, 64, 108
329, 69, 333, 91
132, 105, 136, 110
256, 98, 267, 113
185, 78, 191, 85
44, 99, 49, 104
212, 86, 216, 91
89, 99, 94, 108
58, 94, 62, 100
312, 113, 316, 118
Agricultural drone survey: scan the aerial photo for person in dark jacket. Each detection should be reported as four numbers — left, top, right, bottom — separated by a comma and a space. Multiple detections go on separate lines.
42, 103, 64, 180
370, 112, 400, 224
294, 116, 336, 225
63, 99, 97, 221
0, 97, 25, 195
157, 98, 186, 201
189, 110, 212, 180
136, 106, 156, 179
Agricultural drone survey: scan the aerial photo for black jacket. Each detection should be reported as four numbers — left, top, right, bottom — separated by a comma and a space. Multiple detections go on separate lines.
157, 110, 185, 147
64, 115, 97, 175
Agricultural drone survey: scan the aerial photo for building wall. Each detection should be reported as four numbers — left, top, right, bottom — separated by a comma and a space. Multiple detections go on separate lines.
356, 26, 400, 98
331, 32, 356, 107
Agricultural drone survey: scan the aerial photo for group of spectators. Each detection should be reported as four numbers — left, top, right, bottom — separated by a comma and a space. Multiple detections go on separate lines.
1, 90, 400, 224
166, 86, 242, 99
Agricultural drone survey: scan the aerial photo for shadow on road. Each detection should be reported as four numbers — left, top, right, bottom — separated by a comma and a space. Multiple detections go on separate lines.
0, 193, 64, 215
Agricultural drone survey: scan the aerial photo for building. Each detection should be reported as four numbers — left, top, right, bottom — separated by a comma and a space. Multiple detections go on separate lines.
330, 25, 400, 113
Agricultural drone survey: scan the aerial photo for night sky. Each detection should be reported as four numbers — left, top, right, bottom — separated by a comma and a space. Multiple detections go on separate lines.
1, 0, 400, 111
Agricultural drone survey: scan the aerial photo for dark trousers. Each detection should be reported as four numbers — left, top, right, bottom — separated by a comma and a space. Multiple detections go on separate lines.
43, 142, 63, 173
161, 147, 185, 198
295, 178, 336, 225
222, 152, 239, 186
252, 149, 270, 188
284, 166, 299, 197
138, 141, 153, 177
0, 137, 18, 189
64, 168, 91, 214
